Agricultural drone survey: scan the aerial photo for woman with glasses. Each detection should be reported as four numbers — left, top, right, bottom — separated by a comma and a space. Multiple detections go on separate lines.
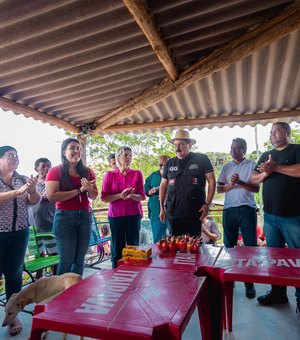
46, 138, 98, 276
101, 146, 146, 268
144, 155, 170, 243
0, 145, 40, 336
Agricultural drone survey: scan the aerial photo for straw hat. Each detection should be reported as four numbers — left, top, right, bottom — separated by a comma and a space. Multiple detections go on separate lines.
169, 130, 196, 145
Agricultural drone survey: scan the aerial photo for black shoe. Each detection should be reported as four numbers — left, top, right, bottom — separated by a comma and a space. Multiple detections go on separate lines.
257, 291, 289, 305
244, 282, 256, 299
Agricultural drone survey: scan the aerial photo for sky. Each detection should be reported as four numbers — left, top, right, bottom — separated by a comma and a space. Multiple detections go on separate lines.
0, 109, 67, 176
191, 124, 271, 154
1, 108, 299, 176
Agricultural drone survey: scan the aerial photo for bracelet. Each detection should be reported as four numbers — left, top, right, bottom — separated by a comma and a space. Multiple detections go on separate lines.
77, 188, 81, 195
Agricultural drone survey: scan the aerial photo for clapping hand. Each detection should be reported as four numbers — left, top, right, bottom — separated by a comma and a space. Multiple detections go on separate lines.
231, 172, 240, 185
27, 175, 38, 195
257, 154, 276, 176
123, 187, 135, 200
17, 183, 30, 195
148, 187, 159, 195
120, 187, 134, 199
80, 178, 95, 192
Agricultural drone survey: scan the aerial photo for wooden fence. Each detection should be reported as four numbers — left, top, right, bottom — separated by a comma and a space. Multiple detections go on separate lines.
93, 201, 227, 221
93, 201, 261, 224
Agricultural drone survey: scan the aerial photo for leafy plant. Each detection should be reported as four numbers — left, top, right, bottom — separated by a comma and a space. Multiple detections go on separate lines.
85, 131, 175, 207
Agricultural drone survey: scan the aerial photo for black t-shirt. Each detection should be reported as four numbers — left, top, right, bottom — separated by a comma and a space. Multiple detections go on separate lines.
255, 144, 300, 217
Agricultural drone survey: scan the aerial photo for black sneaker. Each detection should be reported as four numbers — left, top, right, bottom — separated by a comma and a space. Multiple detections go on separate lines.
257, 291, 289, 305
244, 282, 256, 299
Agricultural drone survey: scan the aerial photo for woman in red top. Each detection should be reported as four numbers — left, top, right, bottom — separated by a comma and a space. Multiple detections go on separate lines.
46, 138, 98, 275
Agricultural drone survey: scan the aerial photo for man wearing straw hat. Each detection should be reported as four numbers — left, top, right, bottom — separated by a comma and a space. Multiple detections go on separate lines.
159, 130, 216, 236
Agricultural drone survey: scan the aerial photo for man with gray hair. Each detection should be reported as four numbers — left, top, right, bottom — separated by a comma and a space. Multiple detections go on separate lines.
159, 130, 216, 237
217, 138, 259, 299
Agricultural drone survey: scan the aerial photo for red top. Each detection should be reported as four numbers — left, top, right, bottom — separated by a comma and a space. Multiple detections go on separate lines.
46, 165, 96, 210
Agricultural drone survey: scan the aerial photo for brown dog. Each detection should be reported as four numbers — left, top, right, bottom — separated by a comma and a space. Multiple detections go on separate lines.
2, 273, 82, 328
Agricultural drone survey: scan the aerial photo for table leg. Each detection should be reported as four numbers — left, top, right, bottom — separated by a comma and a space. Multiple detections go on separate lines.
224, 281, 234, 332
206, 269, 223, 340
29, 326, 46, 340
197, 279, 211, 340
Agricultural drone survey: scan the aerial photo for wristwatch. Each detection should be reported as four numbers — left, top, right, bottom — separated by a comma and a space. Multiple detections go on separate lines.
204, 202, 212, 208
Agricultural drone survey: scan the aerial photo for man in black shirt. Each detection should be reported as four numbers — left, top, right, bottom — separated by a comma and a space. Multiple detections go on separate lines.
251, 122, 300, 313
159, 130, 216, 236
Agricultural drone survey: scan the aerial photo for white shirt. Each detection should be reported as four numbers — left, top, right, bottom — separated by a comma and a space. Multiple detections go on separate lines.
218, 159, 257, 209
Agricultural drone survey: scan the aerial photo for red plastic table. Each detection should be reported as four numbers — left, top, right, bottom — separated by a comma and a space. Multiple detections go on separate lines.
30, 265, 210, 340
118, 244, 222, 275
118, 244, 223, 340
213, 246, 300, 331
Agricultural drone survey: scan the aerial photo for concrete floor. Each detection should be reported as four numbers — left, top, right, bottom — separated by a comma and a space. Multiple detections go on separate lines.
1, 259, 299, 339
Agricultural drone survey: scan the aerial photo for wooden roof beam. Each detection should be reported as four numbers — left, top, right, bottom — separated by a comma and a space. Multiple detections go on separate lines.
122, 0, 178, 81
94, 2, 300, 133
0, 97, 80, 133
102, 110, 300, 133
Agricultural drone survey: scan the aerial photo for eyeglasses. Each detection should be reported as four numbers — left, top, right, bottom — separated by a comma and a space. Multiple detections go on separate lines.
5, 154, 19, 159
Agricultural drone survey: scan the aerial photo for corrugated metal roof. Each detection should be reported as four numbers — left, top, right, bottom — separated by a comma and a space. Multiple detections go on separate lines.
0, 0, 299, 133
122, 28, 300, 131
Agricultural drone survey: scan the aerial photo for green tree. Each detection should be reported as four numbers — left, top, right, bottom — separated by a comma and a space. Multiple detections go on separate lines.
291, 126, 300, 144
248, 150, 262, 162
86, 131, 175, 206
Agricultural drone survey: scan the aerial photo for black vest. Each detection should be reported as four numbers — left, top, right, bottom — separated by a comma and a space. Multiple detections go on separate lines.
165, 153, 208, 218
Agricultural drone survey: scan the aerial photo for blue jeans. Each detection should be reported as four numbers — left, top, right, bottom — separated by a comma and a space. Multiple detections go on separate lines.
151, 217, 170, 243
109, 215, 140, 268
264, 212, 300, 302
0, 228, 29, 300
53, 209, 91, 276
223, 206, 257, 248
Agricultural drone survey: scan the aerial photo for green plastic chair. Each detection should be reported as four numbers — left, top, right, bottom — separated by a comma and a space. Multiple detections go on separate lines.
24, 226, 59, 282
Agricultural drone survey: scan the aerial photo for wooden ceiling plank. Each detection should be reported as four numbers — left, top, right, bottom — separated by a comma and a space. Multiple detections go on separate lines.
101, 110, 300, 133
0, 97, 80, 133
95, 2, 300, 133
123, 0, 178, 81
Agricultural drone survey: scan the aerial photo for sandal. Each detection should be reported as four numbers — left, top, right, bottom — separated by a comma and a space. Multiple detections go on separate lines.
8, 318, 22, 336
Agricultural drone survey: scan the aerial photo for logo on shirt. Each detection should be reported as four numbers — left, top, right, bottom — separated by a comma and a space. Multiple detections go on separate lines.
169, 179, 175, 186
189, 164, 198, 170
192, 177, 198, 185
169, 166, 178, 172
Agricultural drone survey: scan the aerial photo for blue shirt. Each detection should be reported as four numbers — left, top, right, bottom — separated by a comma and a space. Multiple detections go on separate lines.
144, 170, 161, 219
